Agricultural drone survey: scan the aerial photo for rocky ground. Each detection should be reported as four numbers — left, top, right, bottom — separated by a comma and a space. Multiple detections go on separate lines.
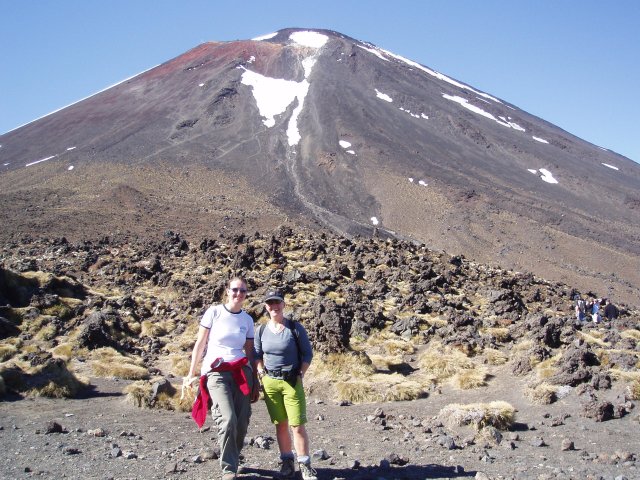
1, 229, 640, 479
1, 372, 639, 480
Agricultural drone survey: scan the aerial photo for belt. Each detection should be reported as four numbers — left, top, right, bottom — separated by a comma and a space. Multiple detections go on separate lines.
266, 368, 298, 381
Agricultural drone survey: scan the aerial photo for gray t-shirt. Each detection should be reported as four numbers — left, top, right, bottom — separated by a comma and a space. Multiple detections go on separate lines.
254, 319, 313, 371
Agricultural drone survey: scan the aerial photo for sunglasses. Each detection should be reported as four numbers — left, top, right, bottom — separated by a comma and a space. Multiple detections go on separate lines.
229, 287, 248, 294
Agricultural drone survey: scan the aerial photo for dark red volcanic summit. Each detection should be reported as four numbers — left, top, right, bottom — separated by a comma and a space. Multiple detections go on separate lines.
1, 28, 639, 304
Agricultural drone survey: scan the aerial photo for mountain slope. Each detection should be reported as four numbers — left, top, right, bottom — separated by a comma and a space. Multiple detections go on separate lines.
1, 28, 639, 304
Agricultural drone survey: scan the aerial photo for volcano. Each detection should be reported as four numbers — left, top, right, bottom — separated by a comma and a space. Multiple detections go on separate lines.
1, 28, 639, 304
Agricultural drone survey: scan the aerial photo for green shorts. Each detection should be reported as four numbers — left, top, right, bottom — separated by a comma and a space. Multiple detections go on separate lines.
261, 375, 307, 426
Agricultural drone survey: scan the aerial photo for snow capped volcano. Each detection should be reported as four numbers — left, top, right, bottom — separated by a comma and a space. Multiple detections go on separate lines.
1, 28, 639, 305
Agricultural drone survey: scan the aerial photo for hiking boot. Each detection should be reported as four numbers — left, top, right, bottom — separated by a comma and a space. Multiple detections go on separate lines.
299, 462, 318, 480
278, 457, 296, 479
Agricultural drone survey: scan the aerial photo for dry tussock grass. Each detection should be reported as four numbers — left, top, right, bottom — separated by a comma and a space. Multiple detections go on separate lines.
609, 369, 640, 382
451, 366, 488, 390
621, 329, 640, 342
483, 348, 508, 365
438, 401, 515, 430
419, 343, 476, 382
170, 355, 190, 377
364, 330, 417, 355
124, 378, 189, 411
35, 322, 57, 341
141, 319, 176, 337
0, 344, 18, 362
480, 327, 511, 343
51, 343, 74, 360
90, 347, 149, 380
578, 331, 610, 347
628, 380, 640, 400
512, 339, 534, 353
367, 353, 405, 371
525, 383, 557, 404
308, 352, 375, 381
332, 370, 432, 403
27, 360, 88, 398
535, 354, 561, 379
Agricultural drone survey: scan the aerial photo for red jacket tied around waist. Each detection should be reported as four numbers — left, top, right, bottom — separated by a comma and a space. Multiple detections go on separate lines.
191, 356, 250, 428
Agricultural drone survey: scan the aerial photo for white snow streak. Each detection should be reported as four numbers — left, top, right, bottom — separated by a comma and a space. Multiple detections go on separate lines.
253, 32, 277, 41
290, 31, 328, 48
602, 163, 619, 171
528, 168, 558, 184
339, 140, 352, 148
532, 136, 549, 144
380, 48, 501, 103
68, 165, 74, 171
356, 44, 389, 61
375, 89, 393, 102
539, 168, 558, 184
443, 94, 510, 127
371, 217, 380, 225
26, 155, 56, 167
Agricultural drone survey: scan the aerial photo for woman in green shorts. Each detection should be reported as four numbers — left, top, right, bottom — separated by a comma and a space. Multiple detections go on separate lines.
255, 289, 317, 480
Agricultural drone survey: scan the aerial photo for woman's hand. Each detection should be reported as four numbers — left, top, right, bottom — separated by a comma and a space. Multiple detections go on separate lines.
250, 380, 261, 403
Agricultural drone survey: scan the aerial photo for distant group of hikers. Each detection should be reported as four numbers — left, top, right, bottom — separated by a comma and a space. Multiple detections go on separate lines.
186, 277, 317, 480
574, 296, 619, 323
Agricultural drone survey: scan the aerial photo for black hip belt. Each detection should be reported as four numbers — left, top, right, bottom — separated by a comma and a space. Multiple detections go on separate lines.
266, 368, 298, 381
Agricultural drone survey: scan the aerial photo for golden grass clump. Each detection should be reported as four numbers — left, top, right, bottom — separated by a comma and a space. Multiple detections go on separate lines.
0, 344, 18, 362
628, 380, 640, 400
480, 327, 511, 343
335, 380, 377, 403
170, 355, 191, 377
609, 368, 640, 382
483, 348, 508, 365
419, 343, 476, 381
141, 319, 176, 337
534, 354, 561, 379
90, 347, 149, 380
124, 380, 153, 407
439, 401, 515, 431
525, 383, 558, 404
28, 360, 88, 398
309, 351, 375, 381
124, 379, 194, 411
52, 343, 74, 360
451, 366, 488, 390
35, 323, 58, 341
577, 331, 610, 347
382, 380, 425, 402
620, 329, 640, 342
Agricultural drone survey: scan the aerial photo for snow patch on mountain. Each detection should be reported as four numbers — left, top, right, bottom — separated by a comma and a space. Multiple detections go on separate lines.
381, 48, 501, 103
529, 168, 558, 184
375, 89, 393, 102
602, 163, 619, 171
533, 136, 549, 144
26, 155, 56, 167
240, 31, 327, 146
356, 44, 389, 62
253, 32, 277, 41
290, 31, 328, 49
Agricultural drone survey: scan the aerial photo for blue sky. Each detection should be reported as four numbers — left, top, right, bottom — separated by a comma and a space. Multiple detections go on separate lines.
1, 0, 638, 163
